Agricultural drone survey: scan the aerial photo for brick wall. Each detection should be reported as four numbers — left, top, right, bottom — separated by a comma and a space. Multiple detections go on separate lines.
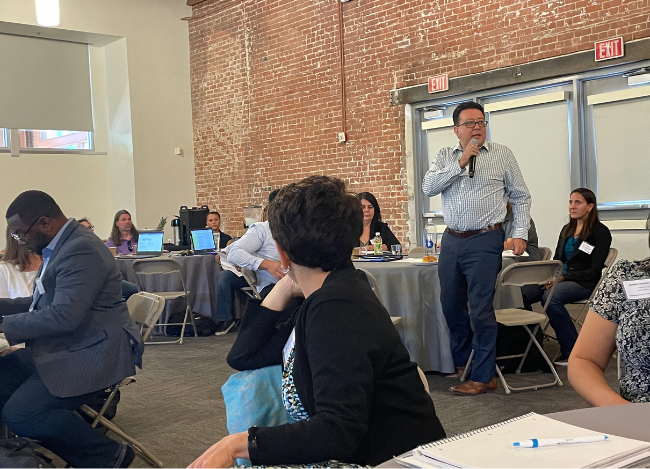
189, 0, 650, 240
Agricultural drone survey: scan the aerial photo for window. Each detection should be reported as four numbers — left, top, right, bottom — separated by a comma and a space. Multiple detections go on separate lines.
413, 59, 650, 247
0, 34, 94, 155
0, 128, 93, 152
21, 130, 92, 150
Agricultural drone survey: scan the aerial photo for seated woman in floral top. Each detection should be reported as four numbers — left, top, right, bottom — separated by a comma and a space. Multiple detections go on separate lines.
569, 216, 650, 405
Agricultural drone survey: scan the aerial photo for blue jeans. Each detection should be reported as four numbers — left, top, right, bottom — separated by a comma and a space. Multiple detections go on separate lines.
121, 280, 139, 301
0, 349, 121, 468
521, 281, 592, 356
438, 229, 504, 383
215, 270, 249, 322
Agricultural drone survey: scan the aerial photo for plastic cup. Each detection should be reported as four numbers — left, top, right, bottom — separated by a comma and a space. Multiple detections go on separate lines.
391, 244, 402, 255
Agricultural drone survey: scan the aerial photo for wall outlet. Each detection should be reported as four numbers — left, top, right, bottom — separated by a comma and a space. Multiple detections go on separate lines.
174, 147, 182, 155
337, 132, 347, 143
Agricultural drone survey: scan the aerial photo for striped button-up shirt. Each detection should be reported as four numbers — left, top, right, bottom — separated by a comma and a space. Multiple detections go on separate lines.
422, 141, 531, 240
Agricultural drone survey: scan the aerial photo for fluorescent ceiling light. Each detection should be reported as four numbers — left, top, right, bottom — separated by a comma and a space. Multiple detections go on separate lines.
35, 0, 60, 27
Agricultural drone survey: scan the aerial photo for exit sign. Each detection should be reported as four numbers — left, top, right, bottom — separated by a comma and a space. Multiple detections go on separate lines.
595, 37, 624, 62
428, 74, 449, 93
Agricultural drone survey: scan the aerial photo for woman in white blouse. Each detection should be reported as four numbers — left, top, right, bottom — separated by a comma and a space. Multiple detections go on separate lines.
0, 227, 42, 355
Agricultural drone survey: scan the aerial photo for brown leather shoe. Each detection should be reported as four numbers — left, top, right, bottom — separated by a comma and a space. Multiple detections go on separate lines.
445, 366, 466, 379
450, 377, 497, 395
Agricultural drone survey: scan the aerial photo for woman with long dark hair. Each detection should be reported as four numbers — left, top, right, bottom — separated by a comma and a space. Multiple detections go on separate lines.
190, 176, 445, 468
105, 209, 138, 255
0, 227, 42, 354
522, 188, 612, 365
357, 192, 399, 251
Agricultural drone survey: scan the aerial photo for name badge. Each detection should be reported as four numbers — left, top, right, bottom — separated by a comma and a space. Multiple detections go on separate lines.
578, 241, 595, 255
623, 279, 650, 301
283, 328, 296, 367
36, 278, 46, 295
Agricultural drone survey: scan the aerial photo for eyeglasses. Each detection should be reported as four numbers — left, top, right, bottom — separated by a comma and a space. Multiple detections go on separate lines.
11, 216, 43, 245
457, 120, 488, 128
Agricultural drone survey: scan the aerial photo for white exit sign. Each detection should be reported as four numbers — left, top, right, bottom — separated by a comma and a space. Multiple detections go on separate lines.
428, 74, 449, 93
595, 37, 624, 62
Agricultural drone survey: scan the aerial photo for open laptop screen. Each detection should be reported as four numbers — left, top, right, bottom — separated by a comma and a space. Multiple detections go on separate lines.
136, 231, 164, 255
191, 228, 216, 252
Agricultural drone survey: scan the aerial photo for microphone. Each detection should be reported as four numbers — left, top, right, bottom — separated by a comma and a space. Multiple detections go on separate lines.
468, 139, 478, 178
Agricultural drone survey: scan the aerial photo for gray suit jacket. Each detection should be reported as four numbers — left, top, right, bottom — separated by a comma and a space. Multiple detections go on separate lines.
0, 220, 144, 398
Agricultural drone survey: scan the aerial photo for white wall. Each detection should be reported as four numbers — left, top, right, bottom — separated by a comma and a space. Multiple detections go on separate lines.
0, 0, 196, 244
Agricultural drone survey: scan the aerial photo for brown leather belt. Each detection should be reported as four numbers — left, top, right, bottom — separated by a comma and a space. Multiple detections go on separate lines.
446, 223, 503, 239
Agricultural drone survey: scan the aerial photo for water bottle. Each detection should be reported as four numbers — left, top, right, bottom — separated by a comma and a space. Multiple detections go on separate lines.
373, 232, 383, 255
425, 218, 437, 256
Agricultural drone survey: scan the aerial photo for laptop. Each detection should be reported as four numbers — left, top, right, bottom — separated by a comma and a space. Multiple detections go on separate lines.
190, 228, 217, 255
115, 231, 164, 259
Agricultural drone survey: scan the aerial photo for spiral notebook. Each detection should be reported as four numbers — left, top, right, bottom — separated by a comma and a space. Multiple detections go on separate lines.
397, 413, 650, 468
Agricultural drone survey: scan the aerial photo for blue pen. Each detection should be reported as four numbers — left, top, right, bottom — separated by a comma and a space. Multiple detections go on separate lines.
513, 435, 609, 448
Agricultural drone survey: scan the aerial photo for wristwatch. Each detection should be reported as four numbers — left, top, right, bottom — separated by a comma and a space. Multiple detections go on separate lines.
248, 426, 260, 465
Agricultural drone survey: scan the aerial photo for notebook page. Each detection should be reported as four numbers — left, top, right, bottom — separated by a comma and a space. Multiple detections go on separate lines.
418, 413, 649, 468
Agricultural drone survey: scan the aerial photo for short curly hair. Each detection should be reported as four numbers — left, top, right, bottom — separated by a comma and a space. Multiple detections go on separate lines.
268, 175, 363, 272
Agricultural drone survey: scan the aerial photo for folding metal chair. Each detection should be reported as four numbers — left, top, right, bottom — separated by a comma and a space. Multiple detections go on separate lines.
78, 293, 166, 468
572, 247, 618, 328
126, 292, 167, 343
539, 247, 553, 261
241, 268, 262, 300
131, 258, 197, 345
462, 260, 565, 394
357, 268, 400, 326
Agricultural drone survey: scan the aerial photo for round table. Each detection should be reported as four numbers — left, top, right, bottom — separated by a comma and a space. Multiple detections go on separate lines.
116, 253, 222, 319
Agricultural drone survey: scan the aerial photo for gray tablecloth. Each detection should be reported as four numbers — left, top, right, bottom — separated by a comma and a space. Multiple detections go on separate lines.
354, 260, 455, 374
355, 258, 526, 374
116, 254, 222, 319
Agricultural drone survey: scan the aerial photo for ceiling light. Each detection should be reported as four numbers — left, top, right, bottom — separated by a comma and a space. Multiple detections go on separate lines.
35, 0, 60, 27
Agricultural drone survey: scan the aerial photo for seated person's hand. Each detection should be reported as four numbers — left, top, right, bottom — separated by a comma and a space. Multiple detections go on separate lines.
188, 432, 247, 468
1, 346, 20, 357
543, 275, 564, 290
259, 259, 285, 280
503, 238, 515, 251
214, 253, 221, 265
261, 275, 303, 312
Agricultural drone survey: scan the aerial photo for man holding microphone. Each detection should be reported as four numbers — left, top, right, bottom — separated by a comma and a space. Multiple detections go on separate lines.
422, 101, 531, 395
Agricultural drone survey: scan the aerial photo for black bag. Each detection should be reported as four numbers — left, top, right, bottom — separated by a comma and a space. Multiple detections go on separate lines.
166, 313, 218, 337
496, 323, 551, 374
0, 438, 54, 468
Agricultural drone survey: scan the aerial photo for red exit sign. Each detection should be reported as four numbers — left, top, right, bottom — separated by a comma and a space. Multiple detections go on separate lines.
428, 74, 449, 93
595, 37, 624, 62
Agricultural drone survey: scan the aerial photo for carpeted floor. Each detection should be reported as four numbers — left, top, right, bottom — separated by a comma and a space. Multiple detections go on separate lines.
105, 319, 619, 468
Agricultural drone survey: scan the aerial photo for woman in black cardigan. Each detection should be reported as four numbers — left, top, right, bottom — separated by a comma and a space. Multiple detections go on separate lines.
522, 188, 612, 365
189, 176, 445, 468
357, 192, 400, 250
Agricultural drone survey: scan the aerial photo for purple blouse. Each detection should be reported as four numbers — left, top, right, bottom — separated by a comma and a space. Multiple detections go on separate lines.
105, 237, 136, 255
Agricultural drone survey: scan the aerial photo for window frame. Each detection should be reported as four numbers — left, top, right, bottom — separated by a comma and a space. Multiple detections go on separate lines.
412, 59, 650, 244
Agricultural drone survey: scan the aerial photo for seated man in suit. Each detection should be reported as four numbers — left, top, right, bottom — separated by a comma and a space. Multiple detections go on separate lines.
0, 190, 144, 468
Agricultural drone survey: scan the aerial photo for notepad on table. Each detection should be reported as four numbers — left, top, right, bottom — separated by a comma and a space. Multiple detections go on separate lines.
397, 413, 650, 468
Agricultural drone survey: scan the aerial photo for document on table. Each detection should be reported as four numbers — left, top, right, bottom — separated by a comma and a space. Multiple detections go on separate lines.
396, 413, 650, 468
